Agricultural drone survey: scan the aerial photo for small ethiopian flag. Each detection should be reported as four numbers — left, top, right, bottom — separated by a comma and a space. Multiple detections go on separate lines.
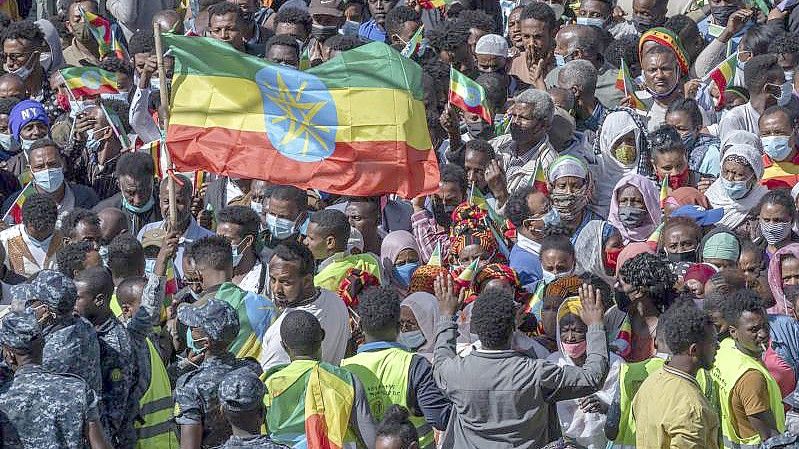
60, 67, 119, 97
80, 8, 113, 57
401, 25, 424, 58
659, 174, 669, 208
532, 160, 548, 194
3, 182, 35, 225
427, 241, 442, 266
449, 67, 492, 124
704, 52, 737, 105
420, 0, 452, 8
615, 59, 647, 111
163, 36, 439, 198
457, 259, 479, 283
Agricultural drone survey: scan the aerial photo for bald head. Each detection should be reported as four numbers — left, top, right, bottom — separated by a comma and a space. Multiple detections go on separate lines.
98, 207, 129, 244
153, 9, 184, 34
555, 24, 604, 68
0, 74, 27, 99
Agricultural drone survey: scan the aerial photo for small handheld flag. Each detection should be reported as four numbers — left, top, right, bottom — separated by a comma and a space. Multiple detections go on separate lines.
298, 46, 311, 71
449, 67, 492, 124
427, 242, 442, 266
419, 0, 452, 9
80, 8, 113, 57
99, 103, 131, 150
3, 182, 35, 225
703, 52, 737, 106
140, 139, 163, 178
60, 67, 120, 98
659, 174, 669, 209
456, 259, 479, 283
532, 161, 548, 194
615, 59, 647, 111
401, 25, 424, 58
112, 27, 128, 60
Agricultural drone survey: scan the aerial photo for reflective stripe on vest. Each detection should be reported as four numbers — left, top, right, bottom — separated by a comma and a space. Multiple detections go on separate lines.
342, 347, 435, 449
614, 357, 666, 446
136, 338, 179, 449
710, 338, 786, 449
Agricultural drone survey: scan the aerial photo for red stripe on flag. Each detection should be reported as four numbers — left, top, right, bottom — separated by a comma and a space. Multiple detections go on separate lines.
449, 91, 492, 124
69, 84, 119, 98
166, 125, 440, 198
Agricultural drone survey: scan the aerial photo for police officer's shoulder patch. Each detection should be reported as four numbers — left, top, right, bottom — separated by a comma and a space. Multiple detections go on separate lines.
110, 368, 123, 382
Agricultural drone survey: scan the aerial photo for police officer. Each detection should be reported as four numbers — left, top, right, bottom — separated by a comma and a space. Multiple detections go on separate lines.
216, 367, 289, 448
73, 267, 138, 449
173, 299, 262, 449
0, 309, 113, 449
24, 270, 103, 393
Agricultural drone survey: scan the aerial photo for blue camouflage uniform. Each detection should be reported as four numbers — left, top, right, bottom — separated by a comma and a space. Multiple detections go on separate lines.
96, 315, 138, 449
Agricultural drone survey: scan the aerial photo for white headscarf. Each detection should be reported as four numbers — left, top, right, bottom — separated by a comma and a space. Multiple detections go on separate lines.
574, 220, 617, 287
720, 130, 763, 156
592, 111, 644, 216
401, 292, 440, 361
705, 144, 768, 229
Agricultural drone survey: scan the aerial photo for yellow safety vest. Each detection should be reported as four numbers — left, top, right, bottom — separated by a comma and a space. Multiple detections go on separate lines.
613, 357, 666, 447
135, 338, 179, 448
342, 347, 435, 449
710, 338, 786, 449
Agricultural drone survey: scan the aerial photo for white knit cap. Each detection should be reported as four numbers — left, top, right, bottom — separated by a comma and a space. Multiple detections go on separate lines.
475, 34, 508, 57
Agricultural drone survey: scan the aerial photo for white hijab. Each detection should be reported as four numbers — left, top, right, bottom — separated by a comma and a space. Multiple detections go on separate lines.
592, 111, 644, 216
705, 143, 768, 229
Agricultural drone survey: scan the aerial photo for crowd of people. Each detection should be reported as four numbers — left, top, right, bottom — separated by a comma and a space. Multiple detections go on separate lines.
3, 0, 799, 448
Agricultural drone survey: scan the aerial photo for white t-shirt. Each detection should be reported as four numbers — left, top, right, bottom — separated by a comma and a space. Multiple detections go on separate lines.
258, 289, 351, 371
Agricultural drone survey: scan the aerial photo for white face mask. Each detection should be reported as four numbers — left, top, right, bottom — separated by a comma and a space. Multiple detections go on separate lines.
0, 132, 12, 151
4, 53, 35, 81
39, 52, 52, 72
31, 167, 64, 193
100, 91, 130, 103
541, 268, 574, 283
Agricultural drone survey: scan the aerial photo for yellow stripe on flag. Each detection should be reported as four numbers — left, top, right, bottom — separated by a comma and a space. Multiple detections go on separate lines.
170, 74, 430, 149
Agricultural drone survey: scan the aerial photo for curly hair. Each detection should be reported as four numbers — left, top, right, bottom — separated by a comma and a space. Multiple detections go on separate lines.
1, 19, 44, 48
666, 98, 703, 129
186, 235, 233, 271
309, 209, 350, 246
57, 241, 96, 278
519, 2, 557, 32
0, 96, 19, 115
720, 288, 765, 326
265, 34, 300, 55
476, 71, 509, 114
457, 9, 496, 33
128, 29, 155, 55
107, 234, 143, 279
471, 288, 516, 348
357, 286, 400, 333
505, 186, 536, 228
376, 405, 419, 448
604, 34, 640, 75
463, 139, 496, 160
660, 302, 713, 354
22, 193, 57, 231
61, 208, 100, 241
770, 31, 799, 56
115, 151, 154, 181
385, 6, 421, 38
426, 20, 470, 54
272, 240, 315, 276
540, 234, 574, 258
618, 252, 677, 311
323, 34, 363, 52
274, 7, 312, 31
440, 163, 468, 193
649, 125, 686, 158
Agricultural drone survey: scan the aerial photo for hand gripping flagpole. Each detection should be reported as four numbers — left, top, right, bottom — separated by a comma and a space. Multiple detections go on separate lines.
154, 21, 177, 231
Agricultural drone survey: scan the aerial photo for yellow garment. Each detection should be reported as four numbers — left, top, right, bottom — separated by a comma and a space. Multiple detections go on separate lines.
314, 252, 382, 291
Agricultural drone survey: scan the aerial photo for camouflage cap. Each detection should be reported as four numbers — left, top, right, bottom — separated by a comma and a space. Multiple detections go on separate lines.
9, 283, 32, 308
218, 367, 265, 411
0, 309, 41, 350
177, 299, 239, 342
29, 270, 77, 313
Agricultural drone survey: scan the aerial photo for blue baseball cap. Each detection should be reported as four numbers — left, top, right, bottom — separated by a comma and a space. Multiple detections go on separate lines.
670, 205, 724, 226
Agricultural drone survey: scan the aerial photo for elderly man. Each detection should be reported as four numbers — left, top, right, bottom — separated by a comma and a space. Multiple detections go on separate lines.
557, 60, 607, 133
490, 89, 557, 194
546, 24, 623, 108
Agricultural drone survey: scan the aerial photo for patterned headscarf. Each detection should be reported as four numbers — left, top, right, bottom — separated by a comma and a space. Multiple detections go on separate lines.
638, 27, 690, 76
472, 263, 529, 303
337, 268, 381, 308
448, 203, 505, 265
408, 265, 449, 295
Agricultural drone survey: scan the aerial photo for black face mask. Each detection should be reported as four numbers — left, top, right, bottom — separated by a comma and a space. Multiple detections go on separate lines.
666, 250, 697, 263
711, 5, 738, 27
311, 23, 339, 41
431, 200, 453, 228
633, 16, 662, 34
614, 289, 632, 312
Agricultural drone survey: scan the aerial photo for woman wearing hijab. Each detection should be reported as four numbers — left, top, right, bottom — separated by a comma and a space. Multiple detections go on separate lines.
607, 173, 663, 244
698, 228, 742, 271
447, 203, 506, 269
380, 231, 421, 296
399, 292, 440, 361
705, 143, 769, 232
573, 220, 623, 288
767, 243, 799, 316
590, 109, 651, 216
547, 297, 623, 449
408, 265, 449, 295
547, 155, 604, 244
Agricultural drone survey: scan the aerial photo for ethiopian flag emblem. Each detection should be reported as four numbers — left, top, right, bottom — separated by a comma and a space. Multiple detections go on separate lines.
163, 36, 439, 198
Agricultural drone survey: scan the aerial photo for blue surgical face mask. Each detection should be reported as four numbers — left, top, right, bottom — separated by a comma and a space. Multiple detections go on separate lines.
721, 177, 752, 200
98, 245, 109, 266
28, 233, 53, 248
100, 91, 130, 103
265, 213, 296, 240
0, 132, 12, 151
541, 268, 574, 284
554, 53, 567, 68
340, 20, 360, 36
20, 138, 35, 152
231, 236, 251, 267
85, 128, 107, 153
31, 167, 64, 193
762, 135, 793, 161
576, 16, 606, 29
398, 330, 426, 350
393, 262, 419, 288
186, 328, 208, 354
144, 258, 156, 274
122, 195, 155, 214
250, 200, 263, 215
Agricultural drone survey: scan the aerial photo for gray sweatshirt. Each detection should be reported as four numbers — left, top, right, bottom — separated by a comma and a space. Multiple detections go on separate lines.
433, 319, 609, 449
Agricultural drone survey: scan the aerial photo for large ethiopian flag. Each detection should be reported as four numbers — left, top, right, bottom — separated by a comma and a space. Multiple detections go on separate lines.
163, 35, 440, 198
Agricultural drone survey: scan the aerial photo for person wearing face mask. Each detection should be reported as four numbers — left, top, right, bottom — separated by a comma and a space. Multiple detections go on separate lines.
304, 0, 347, 66
755, 190, 797, 260
536, 235, 576, 291
381, 230, 421, 296
490, 88, 558, 195
547, 156, 603, 242
385, 6, 420, 52
62, 0, 105, 67
706, 144, 769, 231
0, 193, 62, 277
173, 299, 265, 449
93, 152, 162, 235
659, 217, 703, 267
181, 236, 277, 361
506, 187, 550, 289
1, 21, 51, 101
637, 40, 687, 133
215, 205, 268, 295
97, 58, 134, 104
700, 229, 743, 272
262, 184, 308, 250
574, 221, 623, 289
547, 296, 623, 449
2, 140, 98, 223
759, 107, 799, 189
258, 240, 350, 370
719, 54, 788, 141
137, 174, 214, 283
4, 99, 49, 181
304, 209, 381, 292
0, 97, 18, 156
576, 0, 615, 34
649, 125, 713, 192
411, 164, 467, 264
608, 173, 663, 245
448, 211, 505, 272
342, 286, 451, 449
549, 25, 624, 109
665, 98, 722, 177
768, 243, 799, 316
